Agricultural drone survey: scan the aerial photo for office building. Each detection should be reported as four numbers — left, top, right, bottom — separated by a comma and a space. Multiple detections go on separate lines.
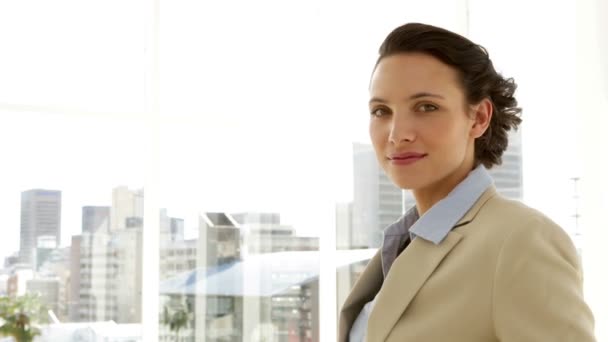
19, 189, 62, 266
351, 143, 403, 248
82, 206, 110, 234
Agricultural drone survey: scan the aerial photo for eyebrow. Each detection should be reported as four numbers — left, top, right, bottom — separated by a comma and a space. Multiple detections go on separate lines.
369, 92, 445, 104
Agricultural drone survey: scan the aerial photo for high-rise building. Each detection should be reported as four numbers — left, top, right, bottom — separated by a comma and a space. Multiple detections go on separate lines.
199, 212, 319, 266
199, 212, 242, 267
232, 212, 319, 254
351, 143, 403, 248
160, 209, 185, 244
161, 250, 320, 342
76, 230, 114, 322
170, 218, 185, 242
76, 228, 142, 324
178, 212, 321, 341
68, 235, 82, 322
488, 130, 524, 200
34, 246, 71, 321
19, 189, 62, 266
111, 187, 143, 232
75, 187, 145, 324
159, 209, 195, 280
111, 227, 143, 323
346, 134, 523, 249
160, 239, 198, 281
82, 206, 110, 234
335, 202, 353, 250
337, 135, 524, 317
34, 235, 57, 271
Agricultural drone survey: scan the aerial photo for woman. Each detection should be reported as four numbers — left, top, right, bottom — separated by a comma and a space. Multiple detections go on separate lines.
338, 23, 596, 342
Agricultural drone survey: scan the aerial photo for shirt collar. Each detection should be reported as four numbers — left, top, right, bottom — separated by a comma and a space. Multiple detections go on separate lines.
384, 164, 494, 245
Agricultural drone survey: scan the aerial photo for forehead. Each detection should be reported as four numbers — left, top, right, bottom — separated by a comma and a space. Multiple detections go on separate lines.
369, 53, 463, 99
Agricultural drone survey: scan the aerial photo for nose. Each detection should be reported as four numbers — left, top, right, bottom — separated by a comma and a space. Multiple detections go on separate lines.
388, 113, 416, 145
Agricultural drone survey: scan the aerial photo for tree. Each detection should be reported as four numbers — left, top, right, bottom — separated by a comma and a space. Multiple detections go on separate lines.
162, 303, 191, 342
0, 294, 47, 342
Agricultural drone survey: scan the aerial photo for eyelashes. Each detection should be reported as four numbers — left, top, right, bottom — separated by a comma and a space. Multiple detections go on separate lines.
369, 103, 439, 117
417, 103, 438, 112
370, 107, 390, 117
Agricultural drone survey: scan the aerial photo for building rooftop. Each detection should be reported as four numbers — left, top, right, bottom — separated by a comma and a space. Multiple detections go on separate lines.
160, 249, 376, 297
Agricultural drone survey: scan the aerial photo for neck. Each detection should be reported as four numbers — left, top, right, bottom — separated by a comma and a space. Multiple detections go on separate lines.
413, 160, 476, 216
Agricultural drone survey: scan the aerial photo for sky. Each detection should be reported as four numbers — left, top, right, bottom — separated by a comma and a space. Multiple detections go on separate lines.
0, 0, 585, 263
3, 2, 608, 340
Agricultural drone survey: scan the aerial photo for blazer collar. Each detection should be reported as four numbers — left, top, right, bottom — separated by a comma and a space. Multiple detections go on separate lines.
454, 185, 497, 228
365, 231, 463, 341
337, 186, 498, 341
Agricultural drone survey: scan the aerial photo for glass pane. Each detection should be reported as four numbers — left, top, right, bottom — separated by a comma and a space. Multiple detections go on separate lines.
157, 1, 337, 339
0, 1, 146, 113
0, 111, 146, 340
157, 120, 323, 342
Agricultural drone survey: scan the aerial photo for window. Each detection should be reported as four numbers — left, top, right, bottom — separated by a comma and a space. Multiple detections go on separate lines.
2, 1, 607, 341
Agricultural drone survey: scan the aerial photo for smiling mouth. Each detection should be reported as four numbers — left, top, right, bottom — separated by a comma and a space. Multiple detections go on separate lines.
388, 154, 427, 165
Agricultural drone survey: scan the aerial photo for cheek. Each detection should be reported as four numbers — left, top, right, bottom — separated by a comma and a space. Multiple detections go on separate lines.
369, 121, 386, 145
423, 118, 467, 145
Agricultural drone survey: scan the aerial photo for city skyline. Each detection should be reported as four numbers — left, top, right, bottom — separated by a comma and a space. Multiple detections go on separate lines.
0, 128, 588, 342
5, 133, 523, 264
0, 100, 583, 270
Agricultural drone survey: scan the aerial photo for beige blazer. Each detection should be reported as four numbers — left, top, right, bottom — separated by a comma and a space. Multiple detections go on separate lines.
338, 187, 595, 341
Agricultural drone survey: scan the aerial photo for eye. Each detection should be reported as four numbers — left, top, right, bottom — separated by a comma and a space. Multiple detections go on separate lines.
370, 107, 390, 117
416, 103, 438, 112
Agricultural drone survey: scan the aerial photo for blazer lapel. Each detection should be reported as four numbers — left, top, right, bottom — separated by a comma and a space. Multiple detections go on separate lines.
366, 231, 464, 341
364, 186, 496, 341
339, 187, 497, 341
454, 186, 497, 228
338, 250, 383, 342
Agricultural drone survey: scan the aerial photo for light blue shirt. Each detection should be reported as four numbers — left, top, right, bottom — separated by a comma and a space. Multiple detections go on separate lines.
349, 165, 493, 342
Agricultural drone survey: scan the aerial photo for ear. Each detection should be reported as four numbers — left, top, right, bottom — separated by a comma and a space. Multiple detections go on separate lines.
470, 98, 493, 139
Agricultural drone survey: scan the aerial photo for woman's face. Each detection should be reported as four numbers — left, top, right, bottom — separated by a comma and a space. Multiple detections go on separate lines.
369, 52, 489, 192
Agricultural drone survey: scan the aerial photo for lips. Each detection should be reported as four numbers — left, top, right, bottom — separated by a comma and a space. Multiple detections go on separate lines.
387, 152, 427, 166
388, 152, 427, 160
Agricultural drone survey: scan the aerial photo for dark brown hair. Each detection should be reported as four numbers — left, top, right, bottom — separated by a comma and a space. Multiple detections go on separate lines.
376, 23, 522, 169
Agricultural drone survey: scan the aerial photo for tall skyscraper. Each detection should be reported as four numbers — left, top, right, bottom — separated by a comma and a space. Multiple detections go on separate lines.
19, 189, 62, 266
351, 143, 403, 248
76, 230, 114, 322
75, 187, 145, 323
488, 130, 523, 200
82, 206, 110, 234
111, 186, 143, 232
346, 134, 522, 249
111, 227, 143, 323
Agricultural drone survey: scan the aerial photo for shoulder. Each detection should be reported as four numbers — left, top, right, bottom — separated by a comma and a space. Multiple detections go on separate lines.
474, 194, 578, 263
481, 193, 547, 222
479, 193, 563, 233
460, 192, 576, 251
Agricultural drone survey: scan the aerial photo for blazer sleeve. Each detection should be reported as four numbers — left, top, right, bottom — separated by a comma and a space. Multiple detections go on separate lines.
493, 215, 596, 341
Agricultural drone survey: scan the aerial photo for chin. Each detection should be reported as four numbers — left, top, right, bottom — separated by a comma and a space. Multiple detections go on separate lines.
388, 175, 424, 190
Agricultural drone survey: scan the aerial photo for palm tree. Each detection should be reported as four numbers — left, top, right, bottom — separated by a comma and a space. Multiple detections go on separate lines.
0, 313, 40, 342
162, 303, 191, 342
0, 294, 46, 342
